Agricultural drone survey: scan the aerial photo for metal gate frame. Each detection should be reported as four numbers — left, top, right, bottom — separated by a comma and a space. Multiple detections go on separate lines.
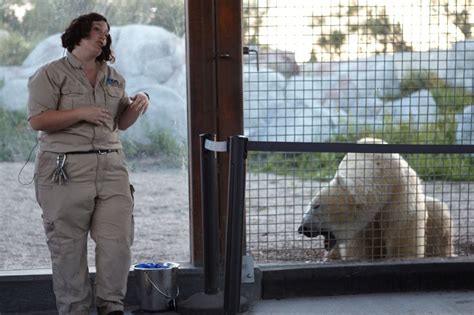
228, 137, 474, 298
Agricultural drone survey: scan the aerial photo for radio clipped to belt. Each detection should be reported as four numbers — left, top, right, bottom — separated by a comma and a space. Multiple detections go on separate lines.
51, 153, 68, 185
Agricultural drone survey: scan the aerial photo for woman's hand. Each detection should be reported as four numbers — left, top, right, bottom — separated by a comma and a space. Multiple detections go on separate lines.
78, 106, 112, 126
117, 92, 150, 130
129, 92, 149, 114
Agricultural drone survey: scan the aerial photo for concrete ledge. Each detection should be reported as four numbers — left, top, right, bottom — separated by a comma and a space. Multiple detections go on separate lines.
0, 264, 261, 313
4, 258, 473, 312
0, 264, 203, 313
260, 258, 474, 300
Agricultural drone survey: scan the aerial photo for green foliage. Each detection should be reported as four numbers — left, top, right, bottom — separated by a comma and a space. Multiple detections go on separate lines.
399, 71, 473, 116
350, 9, 412, 53
148, 0, 185, 36
449, 8, 472, 38
122, 127, 186, 169
0, 32, 35, 65
318, 30, 346, 55
249, 151, 344, 181
0, 107, 186, 166
0, 108, 37, 161
243, 0, 270, 46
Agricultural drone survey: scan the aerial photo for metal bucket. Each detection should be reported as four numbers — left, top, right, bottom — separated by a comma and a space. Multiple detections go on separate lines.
134, 262, 180, 312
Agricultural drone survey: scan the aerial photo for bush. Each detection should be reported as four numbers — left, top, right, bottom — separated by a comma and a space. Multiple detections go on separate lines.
0, 33, 36, 65
399, 71, 473, 116
0, 109, 37, 161
0, 107, 187, 168
122, 127, 187, 169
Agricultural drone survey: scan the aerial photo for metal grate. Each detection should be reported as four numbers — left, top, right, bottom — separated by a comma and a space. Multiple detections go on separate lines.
246, 147, 474, 263
243, 0, 474, 264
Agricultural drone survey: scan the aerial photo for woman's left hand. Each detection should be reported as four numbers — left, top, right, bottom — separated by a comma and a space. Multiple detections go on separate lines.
129, 92, 149, 114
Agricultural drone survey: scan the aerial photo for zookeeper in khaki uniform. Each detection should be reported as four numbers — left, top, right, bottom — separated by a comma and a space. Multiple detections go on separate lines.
27, 13, 149, 315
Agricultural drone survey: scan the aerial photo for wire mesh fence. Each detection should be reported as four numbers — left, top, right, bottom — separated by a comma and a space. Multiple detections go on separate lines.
243, 0, 474, 264
246, 148, 474, 263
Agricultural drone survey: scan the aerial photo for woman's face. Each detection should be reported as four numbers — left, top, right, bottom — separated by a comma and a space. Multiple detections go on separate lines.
79, 21, 109, 57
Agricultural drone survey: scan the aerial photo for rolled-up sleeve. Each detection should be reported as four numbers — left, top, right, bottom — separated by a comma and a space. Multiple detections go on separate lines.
27, 66, 60, 120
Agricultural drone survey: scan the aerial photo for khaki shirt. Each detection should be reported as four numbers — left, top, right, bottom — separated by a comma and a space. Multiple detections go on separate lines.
28, 52, 130, 153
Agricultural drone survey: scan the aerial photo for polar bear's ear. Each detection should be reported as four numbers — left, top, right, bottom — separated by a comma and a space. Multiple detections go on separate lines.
335, 175, 348, 187
335, 176, 357, 197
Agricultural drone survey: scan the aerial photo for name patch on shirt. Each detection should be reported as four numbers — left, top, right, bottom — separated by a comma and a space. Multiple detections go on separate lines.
106, 78, 120, 87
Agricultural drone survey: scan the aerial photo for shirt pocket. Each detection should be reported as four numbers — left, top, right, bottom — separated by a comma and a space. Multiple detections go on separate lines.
59, 85, 85, 109
105, 86, 124, 117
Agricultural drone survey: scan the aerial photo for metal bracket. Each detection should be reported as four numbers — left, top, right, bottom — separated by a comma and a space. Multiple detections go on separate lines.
241, 255, 255, 283
243, 46, 259, 71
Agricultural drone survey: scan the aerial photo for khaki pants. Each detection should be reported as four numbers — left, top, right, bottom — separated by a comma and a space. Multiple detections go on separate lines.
35, 151, 134, 314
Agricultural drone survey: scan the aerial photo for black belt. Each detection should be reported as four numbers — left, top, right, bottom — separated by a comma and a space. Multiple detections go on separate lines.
65, 149, 119, 155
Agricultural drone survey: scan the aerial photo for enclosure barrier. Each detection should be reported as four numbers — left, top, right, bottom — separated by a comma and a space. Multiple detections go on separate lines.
229, 136, 474, 296
189, 135, 474, 313
180, 134, 248, 315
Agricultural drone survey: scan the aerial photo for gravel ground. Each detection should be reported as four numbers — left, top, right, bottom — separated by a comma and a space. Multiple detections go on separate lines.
245, 173, 474, 263
0, 162, 190, 270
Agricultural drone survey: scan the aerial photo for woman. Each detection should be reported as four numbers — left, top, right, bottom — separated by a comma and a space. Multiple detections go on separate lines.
27, 13, 149, 315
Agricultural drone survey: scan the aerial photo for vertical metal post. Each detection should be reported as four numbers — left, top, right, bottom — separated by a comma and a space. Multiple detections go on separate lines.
200, 134, 219, 294
223, 136, 248, 315
179, 135, 226, 314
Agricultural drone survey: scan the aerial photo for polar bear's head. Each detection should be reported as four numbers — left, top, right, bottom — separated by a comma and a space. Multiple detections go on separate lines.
298, 176, 371, 250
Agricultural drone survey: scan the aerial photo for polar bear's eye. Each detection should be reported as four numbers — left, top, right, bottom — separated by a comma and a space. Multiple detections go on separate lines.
312, 205, 320, 210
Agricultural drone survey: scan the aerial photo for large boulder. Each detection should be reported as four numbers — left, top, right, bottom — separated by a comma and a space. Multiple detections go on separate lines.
244, 65, 287, 133
383, 89, 438, 127
22, 33, 64, 67
456, 105, 474, 146
1, 25, 187, 144
122, 84, 187, 144
112, 25, 185, 85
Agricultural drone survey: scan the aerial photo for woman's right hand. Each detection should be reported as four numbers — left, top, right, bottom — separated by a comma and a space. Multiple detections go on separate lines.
78, 106, 112, 126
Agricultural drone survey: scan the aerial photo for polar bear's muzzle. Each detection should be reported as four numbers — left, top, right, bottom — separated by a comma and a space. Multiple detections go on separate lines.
298, 225, 337, 250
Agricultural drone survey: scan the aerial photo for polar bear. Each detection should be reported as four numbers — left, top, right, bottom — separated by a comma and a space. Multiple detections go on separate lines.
424, 196, 454, 257
298, 138, 454, 260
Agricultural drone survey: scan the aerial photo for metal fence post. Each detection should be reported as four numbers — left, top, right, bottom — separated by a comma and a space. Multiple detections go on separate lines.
200, 133, 219, 294
224, 136, 248, 315
179, 134, 225, 314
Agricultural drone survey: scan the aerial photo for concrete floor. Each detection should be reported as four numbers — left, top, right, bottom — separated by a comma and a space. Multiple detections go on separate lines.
245, 291, 474, 315
8, 291, 474, 314
122, 291, 474, 315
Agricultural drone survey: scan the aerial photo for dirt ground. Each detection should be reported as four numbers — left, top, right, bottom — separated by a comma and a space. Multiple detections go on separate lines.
0, 162, 190, 270
245, 173, 474, 263
1, 162, 473, 271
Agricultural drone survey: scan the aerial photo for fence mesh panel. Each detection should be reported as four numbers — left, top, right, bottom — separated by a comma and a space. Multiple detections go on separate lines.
243, 0, 474, 263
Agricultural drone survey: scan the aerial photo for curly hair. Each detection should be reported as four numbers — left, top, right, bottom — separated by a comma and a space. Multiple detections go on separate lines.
61, 12, 114, 63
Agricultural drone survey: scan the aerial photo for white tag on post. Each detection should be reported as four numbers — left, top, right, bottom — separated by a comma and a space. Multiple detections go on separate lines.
204, 139, 228, 152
